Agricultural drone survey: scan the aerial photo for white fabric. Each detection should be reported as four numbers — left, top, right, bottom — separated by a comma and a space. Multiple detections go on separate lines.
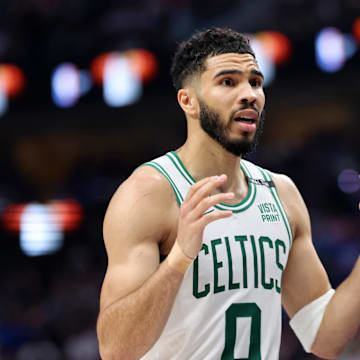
290, 288, 335, 353
140, 152, 293, 360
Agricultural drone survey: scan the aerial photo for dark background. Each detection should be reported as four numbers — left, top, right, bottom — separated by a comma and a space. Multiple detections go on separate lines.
0, 1, 359, 359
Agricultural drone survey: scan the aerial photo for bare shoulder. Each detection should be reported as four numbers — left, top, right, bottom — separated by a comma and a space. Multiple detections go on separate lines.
270, 172, 298, 196
103, 165, 177, 255
108, 165, 175, 205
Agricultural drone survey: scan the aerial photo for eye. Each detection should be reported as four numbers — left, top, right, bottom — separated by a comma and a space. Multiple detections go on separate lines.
221, 78, 235, 87
249, 77, 262, 88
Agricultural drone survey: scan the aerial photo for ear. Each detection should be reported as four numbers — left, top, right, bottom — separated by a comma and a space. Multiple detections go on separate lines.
177, 88, 198, 118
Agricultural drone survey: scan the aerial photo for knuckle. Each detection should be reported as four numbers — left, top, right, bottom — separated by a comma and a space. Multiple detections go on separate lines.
201, 196, 212, 207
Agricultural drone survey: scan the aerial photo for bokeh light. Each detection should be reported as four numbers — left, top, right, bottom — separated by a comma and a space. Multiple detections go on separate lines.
0, 63, 26, 97
91, 49, 158, 87
51, 63, 81, 108
90, 52, 113, 86
254, 31, 292, 65
51, 199, 83, 232
103, 54, 142, 107
337, 169, 360, 194
20, 203, 64, 257
2, 199, 83, 234
353, 17, 360, 43
250, 38, 275, 87
315, 27, 346, 73
124, 49, 158, 83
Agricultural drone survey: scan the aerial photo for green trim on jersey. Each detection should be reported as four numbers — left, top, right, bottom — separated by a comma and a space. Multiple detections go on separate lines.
257, 166, 293, 247
168, 151, 195, 184
139, 161, 183, 206
167, 151, 256, 213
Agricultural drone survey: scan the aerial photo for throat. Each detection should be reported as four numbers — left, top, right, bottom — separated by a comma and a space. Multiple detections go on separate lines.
214, 177, 249, 205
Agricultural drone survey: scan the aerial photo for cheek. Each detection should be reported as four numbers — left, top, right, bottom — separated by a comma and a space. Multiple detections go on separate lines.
257, 90, 265, 109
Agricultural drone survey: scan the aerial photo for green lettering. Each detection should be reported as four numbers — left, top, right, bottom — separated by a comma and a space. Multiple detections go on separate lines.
222, 303, 262, 360
275, 239, 286, 294
193, 244, 210, 298
225, 237, 240, 290
250, 235, 259, 288
259, 236, 274, 290
235, 235, 248, 288
211, 239, 225, 294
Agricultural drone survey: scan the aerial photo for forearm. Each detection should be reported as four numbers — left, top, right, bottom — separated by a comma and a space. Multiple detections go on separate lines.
97, 259, 184, 360
312, 257, 360, 359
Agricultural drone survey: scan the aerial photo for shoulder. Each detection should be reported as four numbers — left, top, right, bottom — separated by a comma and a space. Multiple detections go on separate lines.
103, 165, 178, 250
243, 160, 303, 217
107, 165, 176, 210
270, 171, 299, 196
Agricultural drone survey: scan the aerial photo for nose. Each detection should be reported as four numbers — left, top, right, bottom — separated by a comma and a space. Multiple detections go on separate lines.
238, 83, 257, 107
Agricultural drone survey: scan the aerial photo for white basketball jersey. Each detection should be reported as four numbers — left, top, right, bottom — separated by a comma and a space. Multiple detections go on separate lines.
140, 151, 293, 360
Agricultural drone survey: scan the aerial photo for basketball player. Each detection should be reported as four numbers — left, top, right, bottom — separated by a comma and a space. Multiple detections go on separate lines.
97, 28, 360, 359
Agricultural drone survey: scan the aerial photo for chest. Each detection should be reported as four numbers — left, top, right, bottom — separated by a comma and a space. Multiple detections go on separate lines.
193, 205, 291, 298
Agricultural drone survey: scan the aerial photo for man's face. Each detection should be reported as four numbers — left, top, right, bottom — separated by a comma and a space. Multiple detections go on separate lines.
199, 99, 265, 156
196, 53, 266, 156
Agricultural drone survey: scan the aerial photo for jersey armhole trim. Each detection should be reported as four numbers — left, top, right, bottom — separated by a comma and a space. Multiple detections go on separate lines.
257, 166, 293, 247
139, 162, 183, 207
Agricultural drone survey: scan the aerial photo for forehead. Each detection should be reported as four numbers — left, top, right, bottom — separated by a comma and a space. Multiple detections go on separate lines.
204, 53, 260, 74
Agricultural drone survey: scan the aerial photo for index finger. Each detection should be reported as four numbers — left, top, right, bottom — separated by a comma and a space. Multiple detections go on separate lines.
184, 175, 218, 201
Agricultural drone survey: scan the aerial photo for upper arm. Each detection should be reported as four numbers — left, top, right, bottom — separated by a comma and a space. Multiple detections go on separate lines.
272, 173, 331, 318
99, 166, 175, 313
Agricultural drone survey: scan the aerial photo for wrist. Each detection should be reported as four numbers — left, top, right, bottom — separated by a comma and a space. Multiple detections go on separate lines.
167, 241, 194, 275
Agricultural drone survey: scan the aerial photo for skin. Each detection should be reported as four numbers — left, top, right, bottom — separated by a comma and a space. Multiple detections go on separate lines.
97, 53, 360, 360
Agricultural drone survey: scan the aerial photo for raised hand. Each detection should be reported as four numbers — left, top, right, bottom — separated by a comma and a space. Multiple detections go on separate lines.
167, 174, 234, 274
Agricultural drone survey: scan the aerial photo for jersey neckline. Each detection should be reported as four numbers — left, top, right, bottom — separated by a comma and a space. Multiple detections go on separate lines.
166, 151, 256, 213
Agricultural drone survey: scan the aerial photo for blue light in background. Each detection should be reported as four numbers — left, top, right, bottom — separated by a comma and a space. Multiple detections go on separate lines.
337, 169, 360, 194
315, 27, 346, 73
20, 203, 64, 257
51, 63, 81, 108
250, 38, 275, 87
103, 54, 142, 107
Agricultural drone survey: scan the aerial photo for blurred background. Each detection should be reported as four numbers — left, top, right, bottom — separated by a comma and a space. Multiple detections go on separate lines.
0, 0, 359, 359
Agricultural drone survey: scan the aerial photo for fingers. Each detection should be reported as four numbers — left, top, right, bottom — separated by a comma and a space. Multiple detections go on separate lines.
184, 175, 219, 200
200, 209, 232, 227
175, 174, 234, 261
184, 174, 228, 212
193, 192, 234, 219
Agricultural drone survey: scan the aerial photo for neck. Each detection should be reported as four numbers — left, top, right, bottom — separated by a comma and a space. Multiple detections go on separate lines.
176, 132, 247, 196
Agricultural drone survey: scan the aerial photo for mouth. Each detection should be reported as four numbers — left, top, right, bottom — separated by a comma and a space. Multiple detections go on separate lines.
231, 109, 258, 134
234, 117, 256, 124
232, 109, 258, 124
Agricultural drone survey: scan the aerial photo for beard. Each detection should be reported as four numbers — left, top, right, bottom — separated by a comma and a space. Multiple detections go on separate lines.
199, 99, 264, 157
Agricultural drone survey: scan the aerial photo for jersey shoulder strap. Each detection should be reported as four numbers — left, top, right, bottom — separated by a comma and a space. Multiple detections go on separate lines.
139, 151, 192, 206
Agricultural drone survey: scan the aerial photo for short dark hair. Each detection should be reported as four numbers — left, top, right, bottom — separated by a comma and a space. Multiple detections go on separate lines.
170, 28, 255, 91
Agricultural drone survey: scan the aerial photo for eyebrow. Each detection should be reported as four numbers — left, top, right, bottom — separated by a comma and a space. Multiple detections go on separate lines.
213, 69, 264, 80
